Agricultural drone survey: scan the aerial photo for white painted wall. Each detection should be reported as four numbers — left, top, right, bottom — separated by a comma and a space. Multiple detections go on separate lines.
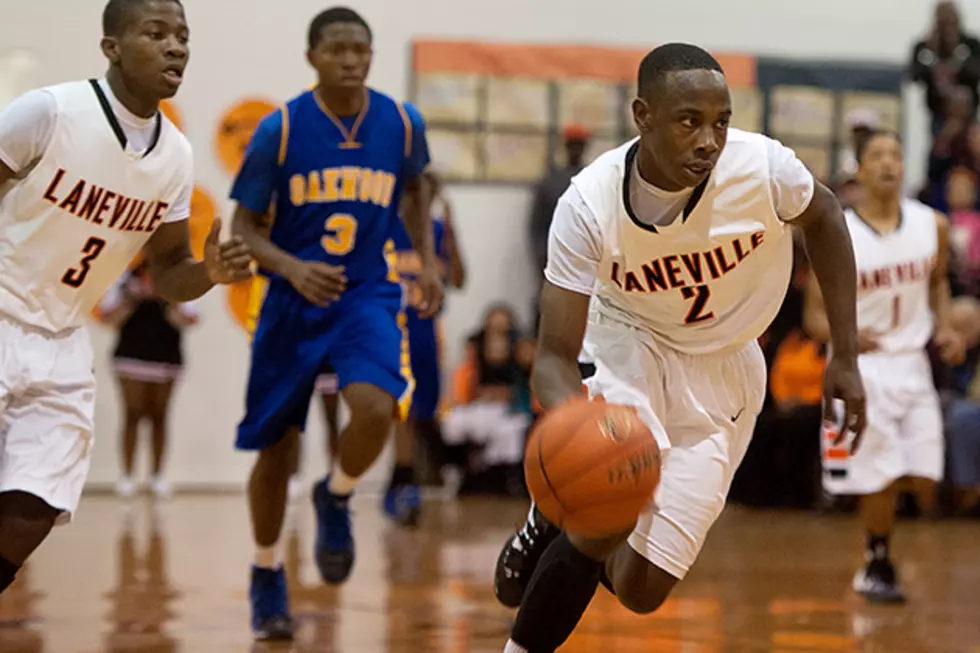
0, 0, 970, 489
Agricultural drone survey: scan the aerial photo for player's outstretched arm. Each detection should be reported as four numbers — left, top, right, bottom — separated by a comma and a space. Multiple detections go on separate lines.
795, 181, 867, 441
531, 282, 590, 410
399, 104, 443, 317
802, 271, 831, 343
145, 216, 252, 302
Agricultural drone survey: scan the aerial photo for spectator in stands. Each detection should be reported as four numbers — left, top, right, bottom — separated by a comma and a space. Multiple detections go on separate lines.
910, 0, 980, 134
731, 243, 824, 509
946, 167, 980, 295
928, 86, 979, 200
943, 296, 980, 514
444, 305, 533, 496
528, 124, 591, 327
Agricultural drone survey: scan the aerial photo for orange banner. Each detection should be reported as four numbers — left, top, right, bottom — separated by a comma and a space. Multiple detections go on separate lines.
413, 41, 756, 87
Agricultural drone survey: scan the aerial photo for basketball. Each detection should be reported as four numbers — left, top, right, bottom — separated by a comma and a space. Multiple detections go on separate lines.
524, 396, 662, 538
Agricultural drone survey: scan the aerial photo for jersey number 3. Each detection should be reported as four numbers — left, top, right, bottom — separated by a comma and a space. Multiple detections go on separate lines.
62, 236, 107, 288
321, 214, 357, 256
681, 285, 715, 325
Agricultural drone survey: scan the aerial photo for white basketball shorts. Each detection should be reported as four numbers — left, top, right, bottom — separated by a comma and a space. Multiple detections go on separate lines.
822, 350, 943, 496
0, 316, 95, 524
583, 313, 767, 580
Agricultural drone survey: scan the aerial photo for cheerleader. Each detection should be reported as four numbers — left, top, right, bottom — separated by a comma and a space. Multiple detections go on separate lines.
98, 262, 198, 498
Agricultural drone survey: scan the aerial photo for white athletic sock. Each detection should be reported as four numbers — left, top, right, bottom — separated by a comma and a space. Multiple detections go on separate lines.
328, 466, 359, 496
254, 544, 281, 570
503, 639, 528, 653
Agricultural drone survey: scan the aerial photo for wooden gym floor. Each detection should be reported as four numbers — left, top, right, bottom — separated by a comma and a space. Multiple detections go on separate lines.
0, 494, 978, 652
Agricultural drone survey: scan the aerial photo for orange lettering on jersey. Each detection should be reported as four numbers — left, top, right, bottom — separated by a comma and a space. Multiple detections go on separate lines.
663, 255, 684, 288
108, 196, 132, 229
611, 262, 622, 289
322, 168, 340, 201
44, 169, 172, 234
610, 229, 767, 295
732, 238, 749, 262
145, 201, 170, 233
59, 179, 85, 214
624, 271, 643, 292
43, 168, 66, 204
641, 260, 668, 291
77, 185, 105, 223
703, 250, 721, 279
340, 167, 359, 201
859, 254, 934, 292
714, 246, 736, 274
680, 253, 704, 284
134, 200, 156, 231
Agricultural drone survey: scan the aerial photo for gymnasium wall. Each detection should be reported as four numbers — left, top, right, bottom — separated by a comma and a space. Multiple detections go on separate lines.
0, 0, 955, 489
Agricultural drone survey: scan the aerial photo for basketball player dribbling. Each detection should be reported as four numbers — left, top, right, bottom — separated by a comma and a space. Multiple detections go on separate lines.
805, 130, 965, 603
494, 43, 867, 653
0, 0, 251, 596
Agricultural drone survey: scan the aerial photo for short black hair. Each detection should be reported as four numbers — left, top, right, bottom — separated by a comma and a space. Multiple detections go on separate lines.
637, 43, 724, 96
102, 0, 182, 37
856, 129, 902, 165
308, 7, 372, 50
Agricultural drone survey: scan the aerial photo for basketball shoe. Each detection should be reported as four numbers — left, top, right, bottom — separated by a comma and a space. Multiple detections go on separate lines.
494, 504, 560, 607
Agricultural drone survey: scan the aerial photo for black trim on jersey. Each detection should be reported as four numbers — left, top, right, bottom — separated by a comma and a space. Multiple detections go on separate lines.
851, 207, 903, 237
88, 79, 163, 158
621, 141, 711, 233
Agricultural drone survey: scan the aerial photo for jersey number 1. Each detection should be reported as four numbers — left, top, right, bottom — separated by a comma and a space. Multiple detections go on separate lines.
62, 236, 107, 288
681, 285, 715, 325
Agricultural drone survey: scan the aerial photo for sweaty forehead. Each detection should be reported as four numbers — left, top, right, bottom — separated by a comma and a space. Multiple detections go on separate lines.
127, 0, 186, 31
655, 70, 730, 111
319, 22, 371, 45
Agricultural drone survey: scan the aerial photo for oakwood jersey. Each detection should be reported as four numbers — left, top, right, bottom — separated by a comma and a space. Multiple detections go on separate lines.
248, 89, 423, 285
0, 80, 192, 334
845, 199, 938, 354
577, 130, 797, 355
390, 197, 448, 320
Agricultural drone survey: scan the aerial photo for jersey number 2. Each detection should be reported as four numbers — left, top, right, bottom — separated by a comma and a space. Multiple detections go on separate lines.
61, 237, 107, 288
321, 214, 357, 256
681, 285, 715, 325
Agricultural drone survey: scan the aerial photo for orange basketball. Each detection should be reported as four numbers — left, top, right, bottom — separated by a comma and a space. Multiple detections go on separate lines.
524, 397, 662, 538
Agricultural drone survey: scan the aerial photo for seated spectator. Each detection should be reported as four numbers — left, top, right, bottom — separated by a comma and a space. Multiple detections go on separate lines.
909, 0, 980, 135
942, 296, 980, 515
946, 167, 980, 296
443, 305, 534, 496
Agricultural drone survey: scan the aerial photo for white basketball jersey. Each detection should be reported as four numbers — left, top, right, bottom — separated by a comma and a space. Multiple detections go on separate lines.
574, 130, 795, 355
0, 80, 191, 333
846, 199, 937, 353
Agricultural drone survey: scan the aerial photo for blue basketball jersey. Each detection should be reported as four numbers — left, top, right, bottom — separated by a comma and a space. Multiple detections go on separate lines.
229, 89, 430, 450
231, 89, 430, 284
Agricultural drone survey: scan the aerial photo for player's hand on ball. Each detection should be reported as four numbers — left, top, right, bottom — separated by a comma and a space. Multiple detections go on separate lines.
204, 218, 253, 285
285, 259, 347, 307
415, 264, 444, 318
935, 327, 967, 366
822, 355, 867, 453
